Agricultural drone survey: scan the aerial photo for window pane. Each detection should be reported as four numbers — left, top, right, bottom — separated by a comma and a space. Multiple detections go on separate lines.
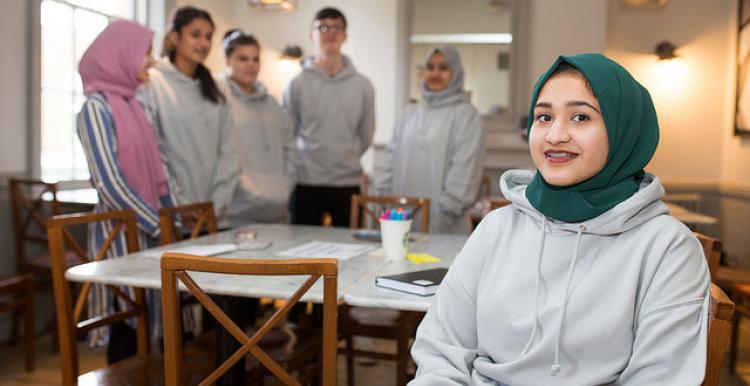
41, 90, 76, 181
67, 0, 134, 20
41, 0, 74, 92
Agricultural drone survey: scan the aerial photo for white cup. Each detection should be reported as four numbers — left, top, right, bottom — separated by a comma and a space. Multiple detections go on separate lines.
379, 219, 412, 262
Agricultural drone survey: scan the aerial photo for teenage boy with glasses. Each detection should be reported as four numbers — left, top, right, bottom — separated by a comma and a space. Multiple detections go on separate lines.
284, 7, 376, 227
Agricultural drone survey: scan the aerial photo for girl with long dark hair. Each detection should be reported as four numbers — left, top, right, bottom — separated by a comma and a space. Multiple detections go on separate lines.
139, 6, 239, 222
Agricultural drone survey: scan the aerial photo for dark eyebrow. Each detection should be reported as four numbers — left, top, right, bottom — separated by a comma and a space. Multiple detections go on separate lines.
567, 100, 600, 114
534, 102, 552, 109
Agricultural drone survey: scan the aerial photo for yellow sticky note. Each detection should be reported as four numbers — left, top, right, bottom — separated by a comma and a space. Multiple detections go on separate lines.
407, 253, 442, 264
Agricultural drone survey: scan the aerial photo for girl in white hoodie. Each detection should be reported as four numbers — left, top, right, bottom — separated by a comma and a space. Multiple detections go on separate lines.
409, 53, 710, 385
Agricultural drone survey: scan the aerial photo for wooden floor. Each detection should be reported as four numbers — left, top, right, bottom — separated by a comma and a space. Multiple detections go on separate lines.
0, 333, 396, 386
2, 324, 750, 386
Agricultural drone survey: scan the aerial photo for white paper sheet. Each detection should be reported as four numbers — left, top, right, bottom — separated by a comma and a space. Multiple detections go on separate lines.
276, 241, 376, 261
142, 243, 238, 259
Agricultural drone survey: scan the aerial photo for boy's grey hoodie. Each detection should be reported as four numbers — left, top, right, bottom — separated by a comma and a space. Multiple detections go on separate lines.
283, 56, 375, 186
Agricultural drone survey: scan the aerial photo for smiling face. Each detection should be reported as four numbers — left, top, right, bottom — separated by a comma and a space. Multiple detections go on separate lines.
171, 17, 213, 66
424, 51, 453, 92
227, 44, 260, 87
529, 70, 609, 187
310, 17, 347, 55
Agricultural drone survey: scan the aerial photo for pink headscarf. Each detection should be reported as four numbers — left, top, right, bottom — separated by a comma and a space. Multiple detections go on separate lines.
79, 20, 167, 209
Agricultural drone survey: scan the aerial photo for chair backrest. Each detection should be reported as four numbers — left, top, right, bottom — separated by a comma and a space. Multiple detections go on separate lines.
161, 253, 338, 386
349, 194, 430, 233
478, 175, 491, 200
361, 174, 370, 196
47, 210, 149, 386
664, 193, 702, 212
703, 283, 735, 386
489, 198, 511, 211
9, 178, 60, 272
695, 232, 721, 282
158, 202, 217, 245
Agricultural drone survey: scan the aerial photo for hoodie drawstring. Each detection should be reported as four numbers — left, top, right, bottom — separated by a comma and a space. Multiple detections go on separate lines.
521, 217, 547, 356
550, 224, 586, 376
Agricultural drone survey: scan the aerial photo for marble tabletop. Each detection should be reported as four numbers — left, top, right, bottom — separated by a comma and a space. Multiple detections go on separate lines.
65, 224, 468, 310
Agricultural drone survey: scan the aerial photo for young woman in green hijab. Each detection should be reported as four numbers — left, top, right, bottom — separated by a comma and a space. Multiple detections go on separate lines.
409, 53, 710, 385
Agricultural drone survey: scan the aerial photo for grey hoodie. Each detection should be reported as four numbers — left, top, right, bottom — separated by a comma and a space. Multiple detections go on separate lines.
138, 58, 239, 218
217, 76, 296, 225
283, 56, 375, 186
410, 170, 709, 385
377, 93, 485, 235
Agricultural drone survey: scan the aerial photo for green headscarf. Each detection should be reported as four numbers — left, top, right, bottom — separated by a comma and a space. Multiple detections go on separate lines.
524, 53, 659, 223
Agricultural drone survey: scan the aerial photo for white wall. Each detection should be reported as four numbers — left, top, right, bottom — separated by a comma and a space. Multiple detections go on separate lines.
412, 0, 511, 35
526, 0, 608, 92
0, 0, 29, 175
174, 0, 401, 172
606, 0, 734, 186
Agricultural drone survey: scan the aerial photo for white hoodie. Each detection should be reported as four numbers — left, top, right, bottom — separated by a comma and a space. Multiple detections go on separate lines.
410, 170, 710, 386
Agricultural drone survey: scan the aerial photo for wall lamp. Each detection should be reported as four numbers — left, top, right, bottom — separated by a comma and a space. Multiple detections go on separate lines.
280, 45, 303, 61
654, 41, 678, 60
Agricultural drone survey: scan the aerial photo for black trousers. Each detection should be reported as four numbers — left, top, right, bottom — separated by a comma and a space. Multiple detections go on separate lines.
289, 184, 360, 227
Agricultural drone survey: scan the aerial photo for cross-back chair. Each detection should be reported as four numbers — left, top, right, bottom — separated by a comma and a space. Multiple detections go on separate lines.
349, 195, 430, 233
48, 210, 150, 385
489, 198, 512, 211
704, 283, 734, 386
10, 177, 64, 274
161, 253, 338, 386
0, 273, 34, 371
48, 209, 214, 385
695, 232, 721, 282
158, 202, 217, 245
343, 194, 430, 386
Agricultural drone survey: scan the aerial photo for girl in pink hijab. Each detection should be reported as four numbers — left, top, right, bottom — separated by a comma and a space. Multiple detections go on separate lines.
77, 19, 179, 361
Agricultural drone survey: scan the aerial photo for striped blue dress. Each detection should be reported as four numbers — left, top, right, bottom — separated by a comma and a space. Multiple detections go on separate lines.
77, 92, 196, 346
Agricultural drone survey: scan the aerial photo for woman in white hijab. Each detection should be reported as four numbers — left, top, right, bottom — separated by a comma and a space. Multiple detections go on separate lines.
378, 46, 486, 234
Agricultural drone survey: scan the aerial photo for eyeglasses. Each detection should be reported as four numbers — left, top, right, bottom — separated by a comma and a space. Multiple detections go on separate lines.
314, 24, 345, 34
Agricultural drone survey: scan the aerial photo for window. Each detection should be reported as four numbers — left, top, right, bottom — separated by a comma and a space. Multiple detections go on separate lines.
40, 0, 144, 182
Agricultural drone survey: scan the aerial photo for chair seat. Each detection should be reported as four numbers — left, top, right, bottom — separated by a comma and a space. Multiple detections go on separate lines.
27, 250, 81, 270
717, 267, 750, 291
78, 352, 214, 386
349, 306, 401, 327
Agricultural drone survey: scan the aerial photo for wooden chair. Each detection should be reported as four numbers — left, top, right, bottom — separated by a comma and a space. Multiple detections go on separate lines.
47, 209, 213, 385
664, 193, 702, 212
0, 273, 34, 371
694, 233, 721, 282
489, 198, 512, 211
10, 178, 81, 352
161, 253, 338, 386
158, 202, 217, 245
10, 177, 64, 274
349, 195, 430, 233
344, 194, 430, 386
704, 284, 735, 386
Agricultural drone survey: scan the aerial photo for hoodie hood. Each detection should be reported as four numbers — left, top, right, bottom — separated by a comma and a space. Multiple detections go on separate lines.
501, 169, 668, 236
300, 55, 357, 81
154, 57, 199, 87
221, 72, 268, 103
420, 45, 466, 107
